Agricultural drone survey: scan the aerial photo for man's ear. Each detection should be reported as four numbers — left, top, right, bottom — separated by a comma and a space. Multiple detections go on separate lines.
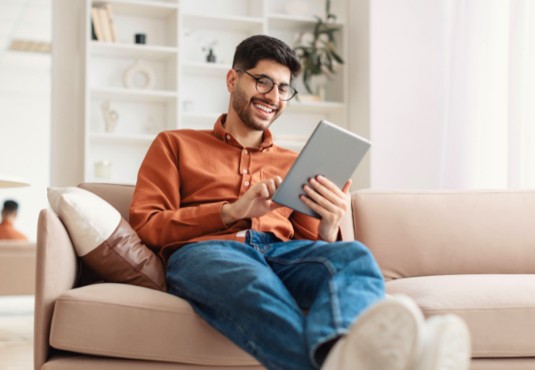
226, 69, 237, 92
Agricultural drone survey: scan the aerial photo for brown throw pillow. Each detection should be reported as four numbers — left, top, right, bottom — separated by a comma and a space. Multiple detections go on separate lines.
47, 187, 166, 291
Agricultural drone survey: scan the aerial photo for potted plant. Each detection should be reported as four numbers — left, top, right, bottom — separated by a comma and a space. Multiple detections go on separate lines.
294, 0, 344, 98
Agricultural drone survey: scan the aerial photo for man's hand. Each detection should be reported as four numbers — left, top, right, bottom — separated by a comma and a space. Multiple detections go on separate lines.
300, 176, 351, 242
221, 176, 282, 225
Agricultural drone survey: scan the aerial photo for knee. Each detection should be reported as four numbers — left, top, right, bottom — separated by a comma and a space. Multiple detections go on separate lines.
328, 241, 383, 279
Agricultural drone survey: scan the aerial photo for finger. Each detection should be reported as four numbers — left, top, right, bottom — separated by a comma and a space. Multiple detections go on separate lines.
309, 178, 345, 208
264, 178, 278, 197
299, 193, 329, 217
341, 179, 352, 194
274, 176, 283, 188
316, 175, 346, 198
256, 183, 270, 199
303, 184, 338, 213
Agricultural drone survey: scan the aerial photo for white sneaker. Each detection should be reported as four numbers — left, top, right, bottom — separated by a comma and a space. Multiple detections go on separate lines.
321, 295, 424, 370
413, 314, 471, 370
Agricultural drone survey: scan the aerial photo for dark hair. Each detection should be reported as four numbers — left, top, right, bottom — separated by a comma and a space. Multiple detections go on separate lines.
3, 200, 19, 213
232, 35, 301, 79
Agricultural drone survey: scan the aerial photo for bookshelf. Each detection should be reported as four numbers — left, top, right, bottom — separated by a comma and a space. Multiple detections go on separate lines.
60, 0, 349, 185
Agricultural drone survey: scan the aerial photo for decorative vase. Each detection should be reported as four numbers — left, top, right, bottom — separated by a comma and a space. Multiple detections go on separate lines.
123, 60, 155, 90
308, 74, 327, 101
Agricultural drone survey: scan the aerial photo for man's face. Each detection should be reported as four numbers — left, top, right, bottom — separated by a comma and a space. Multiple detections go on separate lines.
230, 59, 291, 132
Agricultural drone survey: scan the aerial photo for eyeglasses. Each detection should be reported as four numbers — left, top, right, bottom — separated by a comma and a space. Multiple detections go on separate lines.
235, 68, 298, 101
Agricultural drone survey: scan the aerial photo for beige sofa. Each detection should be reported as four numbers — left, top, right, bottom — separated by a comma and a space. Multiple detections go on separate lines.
35, 184, 535, 369
0, 240, 36, 295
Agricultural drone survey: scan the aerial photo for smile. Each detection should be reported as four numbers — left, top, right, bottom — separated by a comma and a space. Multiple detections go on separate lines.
254, 102, 276, 114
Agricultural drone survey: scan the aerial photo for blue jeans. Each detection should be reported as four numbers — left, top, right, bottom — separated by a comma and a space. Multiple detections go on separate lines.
166, 231, 385, 370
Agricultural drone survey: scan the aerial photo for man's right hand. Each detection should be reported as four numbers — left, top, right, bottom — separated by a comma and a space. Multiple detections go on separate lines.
221, 176, 282, 225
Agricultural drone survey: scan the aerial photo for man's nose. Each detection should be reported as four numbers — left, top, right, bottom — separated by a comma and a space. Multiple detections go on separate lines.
263, 86, 280, 102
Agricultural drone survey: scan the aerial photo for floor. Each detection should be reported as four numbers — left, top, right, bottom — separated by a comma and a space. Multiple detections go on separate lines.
0, 295, 34, 370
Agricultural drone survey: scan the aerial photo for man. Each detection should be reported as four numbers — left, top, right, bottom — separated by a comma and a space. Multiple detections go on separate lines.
130, 35, 470, 370
0, 200, 27, 240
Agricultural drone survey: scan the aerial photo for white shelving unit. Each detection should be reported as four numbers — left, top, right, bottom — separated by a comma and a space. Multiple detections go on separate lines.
80, 0, 348, 184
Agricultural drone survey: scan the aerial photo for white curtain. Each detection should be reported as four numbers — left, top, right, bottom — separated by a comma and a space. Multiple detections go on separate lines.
440, 0, 535, 188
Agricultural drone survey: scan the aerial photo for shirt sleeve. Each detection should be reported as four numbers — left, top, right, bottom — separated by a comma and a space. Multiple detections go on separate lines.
129, 132, 228, 249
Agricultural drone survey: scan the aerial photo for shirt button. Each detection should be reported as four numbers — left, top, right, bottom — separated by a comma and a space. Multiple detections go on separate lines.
244, 181, 250, 187
242, 169, 248, 174
244, 149, 249, 154
226, 134, 230, 140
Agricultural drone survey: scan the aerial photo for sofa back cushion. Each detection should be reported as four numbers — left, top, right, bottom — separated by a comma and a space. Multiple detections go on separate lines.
352, 190, 535, 280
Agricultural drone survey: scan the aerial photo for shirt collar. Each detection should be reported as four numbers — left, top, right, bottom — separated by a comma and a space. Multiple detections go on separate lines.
213, 114, 274, 150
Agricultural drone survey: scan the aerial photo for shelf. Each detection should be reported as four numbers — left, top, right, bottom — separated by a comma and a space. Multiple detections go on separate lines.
273, 135, 306, 152
182, 62, 230, 77
90, 41, 178, 61
95, 0, 179, 17
267, 13, 344, 31
286, 100, 345, 113
91, 87, 178, 102
87, 176, 138, 186
181, 112, 220, 125
182, 13, 263, 32
89, 132, 156, 144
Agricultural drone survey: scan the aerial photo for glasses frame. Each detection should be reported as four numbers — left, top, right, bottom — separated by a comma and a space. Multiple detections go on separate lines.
235, 68, 298, 101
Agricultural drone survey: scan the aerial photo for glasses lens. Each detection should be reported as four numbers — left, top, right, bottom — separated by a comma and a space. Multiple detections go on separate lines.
255, 77, 274, 94
280, 87, 297, 101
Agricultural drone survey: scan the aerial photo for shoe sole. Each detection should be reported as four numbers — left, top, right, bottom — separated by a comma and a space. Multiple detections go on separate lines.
338, 296, 424, 370
416, 315, 472, 370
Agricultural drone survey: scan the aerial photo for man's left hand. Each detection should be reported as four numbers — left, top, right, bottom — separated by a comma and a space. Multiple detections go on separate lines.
300, 176, 352, 242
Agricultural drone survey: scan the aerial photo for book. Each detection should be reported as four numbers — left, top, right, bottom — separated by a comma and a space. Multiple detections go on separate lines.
90, 19, 98, 41
98, 6, 112, 42
104, 4, 117, 42
91, 6, 105, 41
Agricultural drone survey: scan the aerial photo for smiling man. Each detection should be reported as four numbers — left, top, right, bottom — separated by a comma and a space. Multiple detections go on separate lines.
129, 35, 471, 370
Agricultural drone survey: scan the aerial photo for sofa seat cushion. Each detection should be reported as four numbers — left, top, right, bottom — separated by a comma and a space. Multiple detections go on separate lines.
387, 274, 535, 358
50, 283, 259, 366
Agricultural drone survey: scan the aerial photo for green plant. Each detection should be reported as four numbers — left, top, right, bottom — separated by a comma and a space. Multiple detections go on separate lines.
294, 0, 344, 95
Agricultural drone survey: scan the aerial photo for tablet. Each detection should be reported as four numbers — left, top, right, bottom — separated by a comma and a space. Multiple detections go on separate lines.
273, 120, 370, 218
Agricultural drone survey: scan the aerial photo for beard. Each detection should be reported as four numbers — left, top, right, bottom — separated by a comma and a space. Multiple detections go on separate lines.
231, 84, 283, 132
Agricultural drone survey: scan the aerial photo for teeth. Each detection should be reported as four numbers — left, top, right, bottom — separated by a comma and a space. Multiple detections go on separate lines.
255, 104, 273, 113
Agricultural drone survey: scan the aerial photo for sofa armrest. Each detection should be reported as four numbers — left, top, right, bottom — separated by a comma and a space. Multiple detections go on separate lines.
34, 209, 78, 370
339, 192, 355, 241
0, 241, 36, 295
351, 189, 535, 280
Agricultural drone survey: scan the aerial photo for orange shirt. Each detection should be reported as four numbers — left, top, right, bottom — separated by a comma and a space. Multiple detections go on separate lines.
0, 221, 27, 240
129, 114, 320, 263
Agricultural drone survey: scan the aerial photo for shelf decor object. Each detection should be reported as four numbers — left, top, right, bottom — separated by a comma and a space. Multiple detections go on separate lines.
101, 101, 119, 133
293, 0, 344, 96
122, 60, 156, 90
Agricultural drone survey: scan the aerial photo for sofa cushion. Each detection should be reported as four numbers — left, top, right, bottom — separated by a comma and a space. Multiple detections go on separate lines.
387, 274, 535, 358
47, 187, 166, 291
353, 190, 535, 280
50, 283, 259, 366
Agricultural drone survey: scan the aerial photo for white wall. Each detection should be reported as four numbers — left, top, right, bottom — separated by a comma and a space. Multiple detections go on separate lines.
369, 1, 449, 188
0, 0, 51, 241
0, 53, 51, 241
